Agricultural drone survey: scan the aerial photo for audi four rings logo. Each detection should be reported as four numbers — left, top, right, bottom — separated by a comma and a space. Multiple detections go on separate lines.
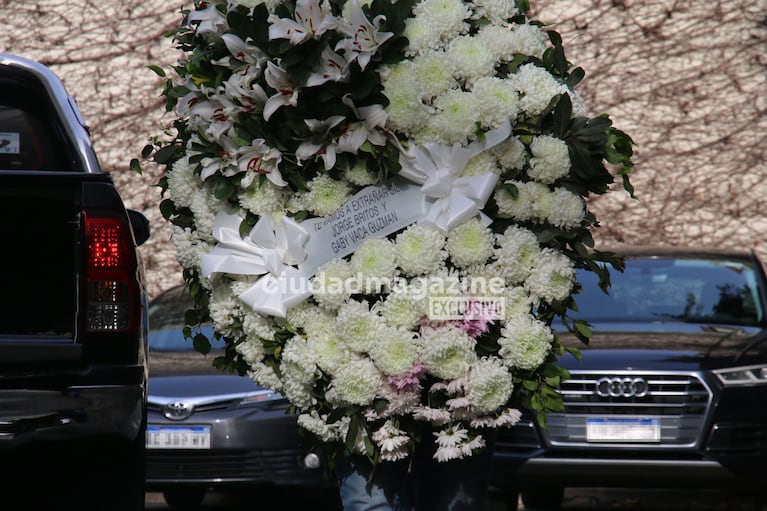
595, 376, 650, 398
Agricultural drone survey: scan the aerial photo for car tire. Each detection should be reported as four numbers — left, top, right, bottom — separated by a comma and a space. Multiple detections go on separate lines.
520, 487, 564, 510
163, 488, 207, 508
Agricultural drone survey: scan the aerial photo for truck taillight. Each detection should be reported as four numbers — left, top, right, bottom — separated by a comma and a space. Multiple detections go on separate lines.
84, 212, 139, 333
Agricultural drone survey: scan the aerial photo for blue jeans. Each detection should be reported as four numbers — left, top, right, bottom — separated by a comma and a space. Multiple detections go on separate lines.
335, 429, 496, 511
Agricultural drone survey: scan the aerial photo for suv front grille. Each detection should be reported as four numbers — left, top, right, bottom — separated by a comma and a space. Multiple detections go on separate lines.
544, 370, 712, 447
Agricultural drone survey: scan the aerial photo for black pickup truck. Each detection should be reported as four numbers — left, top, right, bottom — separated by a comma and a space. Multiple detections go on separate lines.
0, 54, 150, 510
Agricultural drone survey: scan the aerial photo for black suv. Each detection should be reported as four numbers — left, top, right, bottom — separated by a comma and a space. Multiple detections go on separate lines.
0, 53, 149, 510
492, 246, 767, 510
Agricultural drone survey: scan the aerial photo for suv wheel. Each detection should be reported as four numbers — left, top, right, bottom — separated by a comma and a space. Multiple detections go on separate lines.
520, 487, 564, 510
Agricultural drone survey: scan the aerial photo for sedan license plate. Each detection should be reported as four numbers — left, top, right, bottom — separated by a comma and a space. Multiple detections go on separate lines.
586, 417, 660, 443
146, 424, 211, 449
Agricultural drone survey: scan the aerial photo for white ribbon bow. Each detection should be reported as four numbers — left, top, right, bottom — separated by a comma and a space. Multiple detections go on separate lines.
398, 120, 512, 232
201, 209, 312, 318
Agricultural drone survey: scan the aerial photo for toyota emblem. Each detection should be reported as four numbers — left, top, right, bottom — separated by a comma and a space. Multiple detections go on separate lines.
595, 376, 649, 398
164, 401, 194, 420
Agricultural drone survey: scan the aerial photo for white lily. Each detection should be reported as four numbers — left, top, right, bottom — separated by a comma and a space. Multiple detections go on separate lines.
199, 135, 241, 181
264, 62, 300, 121
222, 33, 268, 70
336, 94, 388, 153
188, 3, 228, 35
306, 44, 353, 87
223, 70, 269, 114
238, 139, 287, 188
336, 0, 393, 70
295, 115, 346, 170
268, 0, 338, 44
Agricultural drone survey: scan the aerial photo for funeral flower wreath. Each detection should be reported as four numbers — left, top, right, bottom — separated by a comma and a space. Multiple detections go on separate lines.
139, 0, 635, 464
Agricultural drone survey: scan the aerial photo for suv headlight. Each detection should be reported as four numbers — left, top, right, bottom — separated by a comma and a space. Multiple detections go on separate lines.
713, 364, 767, 386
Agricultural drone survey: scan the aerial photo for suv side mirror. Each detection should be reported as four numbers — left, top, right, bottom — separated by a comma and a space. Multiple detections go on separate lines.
127, 209, 150, 246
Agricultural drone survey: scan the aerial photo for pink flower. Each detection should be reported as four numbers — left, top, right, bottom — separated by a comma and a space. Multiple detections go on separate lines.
387, 362, 426, 392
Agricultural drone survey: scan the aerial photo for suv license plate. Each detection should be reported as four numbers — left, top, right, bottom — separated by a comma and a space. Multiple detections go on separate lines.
146, 424, 211, 449
586, 418, 660, 443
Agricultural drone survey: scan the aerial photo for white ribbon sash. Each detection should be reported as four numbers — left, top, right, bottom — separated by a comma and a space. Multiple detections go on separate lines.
398, 120, 511, 232
201, 209, 312, 318
299, 177, 424, 275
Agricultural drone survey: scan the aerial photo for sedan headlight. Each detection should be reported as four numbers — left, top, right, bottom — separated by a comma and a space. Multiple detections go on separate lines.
713, 364, 767, 386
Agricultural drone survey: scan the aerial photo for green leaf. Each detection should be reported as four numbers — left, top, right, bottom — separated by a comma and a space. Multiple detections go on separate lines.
552, 94, 572, 138
129, 158, 142, 175
147, 64, 166, 77
193, 332, 212, 354
574, 320, 593, 339
159, 198, 176, 220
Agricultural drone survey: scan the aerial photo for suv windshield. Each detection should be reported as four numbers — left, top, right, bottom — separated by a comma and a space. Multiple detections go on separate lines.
573, 257, 764, 326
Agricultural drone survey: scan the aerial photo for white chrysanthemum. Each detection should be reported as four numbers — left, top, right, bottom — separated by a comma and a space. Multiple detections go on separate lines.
336, 300, 387, 354
381, 289, 426, 329
412, 50, 459, 101
372, 384, 422, 418
402, 16, 445, 55
415, 267, 465, 319
395, 224, 447, 276
370, 327, 421, 376
297, 411, 348, 443
383, 80, 430, 135
286, 301, 336, 333
207, 282, 242, 337
446, 35, 496, 86
526, 248, 575, 303
509, 63, 569, 117
235, 335, 265, 367
238, 180, 289, 216
499, 315, 553, 370
427, 89, 482, 144
412, 405, 452, 424
494, 180, 549, 222
492, 224, 541, 284
327, 356, 382, 406
528, 135, 571, 184
470, 0, 518, 23
304, 174, 352, 217
492, 136, 527, 172
446, 218, 494, 268
471, 76, 520, 130
240, 308, 276, 341
344, 161, 380, 186
547, 187, 586, 228
309, 328, 347, 375
410, 0, 471, 46
312, 258, 354, 310
282, 334, 317, 376
421, 326, 477, 380
350, 238, 398, 293
166, 156, 200, 208
502, 285, 534, 322
470, 407, 523, 429
461, 151, 499, 178
247, 362, 284, 391
480, 23, 548, 61
189, 186, 225, 241
433, 427, 467, 461
467, 357, 513, 414
372, 420, 412, 462
280, 336, 318, 408
171, 226, 211, 271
